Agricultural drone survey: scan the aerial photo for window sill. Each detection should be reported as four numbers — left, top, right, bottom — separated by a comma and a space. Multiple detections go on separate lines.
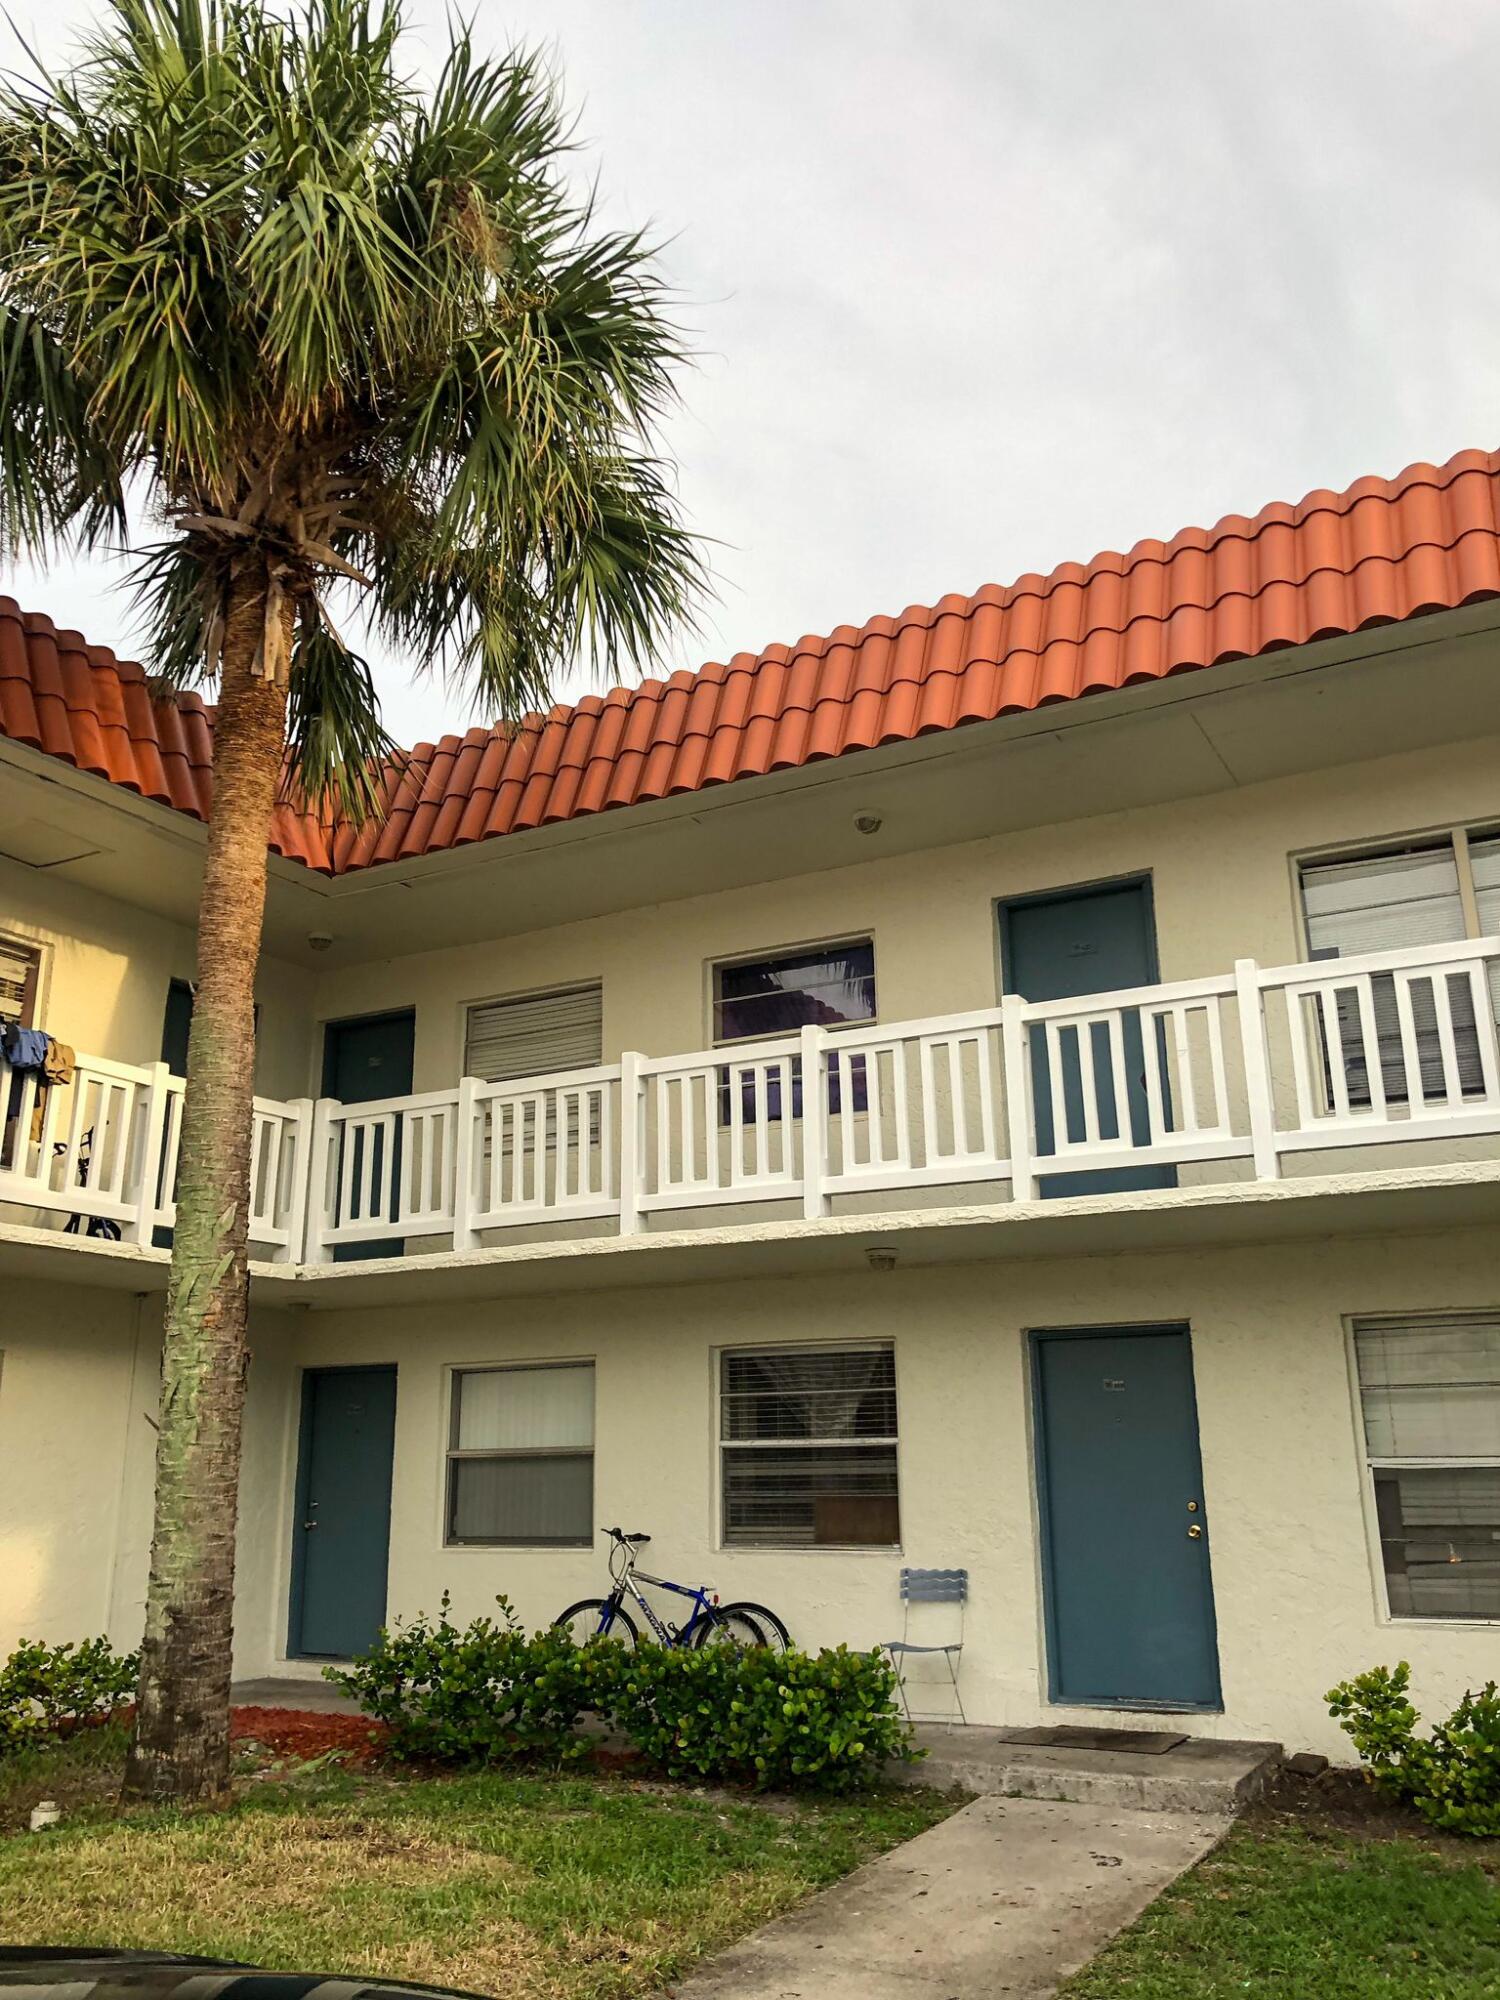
1380, 1613, 1500, 1630
444, 1540, 594, 1552
718, 1544, 903, 1557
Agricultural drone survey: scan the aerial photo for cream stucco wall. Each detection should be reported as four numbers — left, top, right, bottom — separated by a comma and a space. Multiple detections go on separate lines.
215, 1220, 1500, 1760
0, 1276, 302, 1668
302, 732, 1500, 1095
0, 855, 315, 1094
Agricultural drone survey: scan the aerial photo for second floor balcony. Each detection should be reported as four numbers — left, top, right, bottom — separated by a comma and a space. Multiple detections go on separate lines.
2, 934, 1499, 1273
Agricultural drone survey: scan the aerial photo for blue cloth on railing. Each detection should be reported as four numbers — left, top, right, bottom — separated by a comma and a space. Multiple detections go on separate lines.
2, 1023, 50, 1071
3, 1023, 53, 1130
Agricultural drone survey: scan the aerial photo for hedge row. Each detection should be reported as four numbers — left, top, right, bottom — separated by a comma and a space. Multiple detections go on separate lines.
328, 1596, 916, 1792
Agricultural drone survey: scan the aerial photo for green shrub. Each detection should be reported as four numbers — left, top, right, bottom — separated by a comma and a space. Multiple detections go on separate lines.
1327, 1661, 1500, 1836
326, 1595, 615, 1764
608, 1640, 916, 1793
0, 1636, 138, 1754
329, 1600, 917, 1791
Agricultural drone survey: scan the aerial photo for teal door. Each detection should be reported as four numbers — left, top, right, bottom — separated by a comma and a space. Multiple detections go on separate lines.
1000, 879, 1175, 1197
1034, 1327, 1220, 1709
290, 1365, 397, 1659
323, 1009, 415, 1261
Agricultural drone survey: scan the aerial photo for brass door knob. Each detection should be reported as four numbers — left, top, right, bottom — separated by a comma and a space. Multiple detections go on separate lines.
1187, 1524, 1203, 1539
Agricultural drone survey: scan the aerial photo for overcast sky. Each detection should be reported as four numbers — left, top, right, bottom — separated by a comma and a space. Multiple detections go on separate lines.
4, 0, 1500, 746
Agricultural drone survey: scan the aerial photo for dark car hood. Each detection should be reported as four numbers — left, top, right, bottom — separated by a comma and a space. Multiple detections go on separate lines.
0, 1951, 493, 2000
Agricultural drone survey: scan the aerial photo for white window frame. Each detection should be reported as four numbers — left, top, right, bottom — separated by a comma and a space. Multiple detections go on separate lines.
0, 931, 44, 1028
715, 1338, 902, 1554
1293, 820, 1500, 960
1345, 1311, 1500, 1629
443, 1359, 596, 1549
708, 934, 878, 1051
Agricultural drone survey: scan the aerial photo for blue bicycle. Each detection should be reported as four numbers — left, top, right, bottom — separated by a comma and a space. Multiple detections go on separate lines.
555, 1527, 787, 1650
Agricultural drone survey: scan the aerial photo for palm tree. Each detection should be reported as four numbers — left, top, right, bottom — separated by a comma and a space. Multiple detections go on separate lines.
0, 0, 701, 1802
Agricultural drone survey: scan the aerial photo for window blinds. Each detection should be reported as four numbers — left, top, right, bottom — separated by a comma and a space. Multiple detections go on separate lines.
1300, 845, 1483, 1100
463, 983, 603, 1083
1355, 1314, 1500, 1461
0, 937, 38, 1025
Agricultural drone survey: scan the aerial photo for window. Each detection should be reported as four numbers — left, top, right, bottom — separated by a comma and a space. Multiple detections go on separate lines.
445, 1363, 594, 1546
1354, 1314, 1500, 1620
714, 940, 876, 1043
0, 935, 40, 1027
719, 1344, 899, 1548
1299, 827, 1499, 1104
464, 983, 603, 1084
713, 939, 876, 1117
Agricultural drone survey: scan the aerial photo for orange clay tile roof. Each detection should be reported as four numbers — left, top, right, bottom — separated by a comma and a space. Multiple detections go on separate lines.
2, 444, 1499, 877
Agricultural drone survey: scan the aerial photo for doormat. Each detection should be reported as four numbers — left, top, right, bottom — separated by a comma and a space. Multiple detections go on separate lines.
997, 1726, 1187, 1755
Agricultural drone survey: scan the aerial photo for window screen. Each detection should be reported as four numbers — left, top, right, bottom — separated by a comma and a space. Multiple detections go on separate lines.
1354, 1315, 1500, 1620
464, 983, 603, 1083
446, 1362, 594, 1545
0, 936, 39, 1026
1300, 844, 1484, 1103
720, 1345, 899, 1548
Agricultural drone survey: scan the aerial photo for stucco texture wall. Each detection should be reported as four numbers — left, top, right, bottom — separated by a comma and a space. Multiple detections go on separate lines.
243, 1221, 1500, 1759
300, 731, 1500, 1095
0, 1278, 302, 1672
1, 855, 315, 1096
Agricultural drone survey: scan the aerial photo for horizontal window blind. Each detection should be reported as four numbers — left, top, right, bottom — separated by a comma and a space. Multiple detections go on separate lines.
464, 983, 603, 1083
0, 936, 39, 1025
720, 1346, 899, 1548
1301, 844, 1483, 1102
1355, 1314, 1500, 1620
447, 1363, 594, 1546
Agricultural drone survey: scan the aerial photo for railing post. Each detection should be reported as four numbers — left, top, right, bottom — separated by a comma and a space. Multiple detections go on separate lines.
800, 1024, 830, 1219
1234, 958, 1279, 1180
275, 1098, 315, 1266
125, 1060, 172, 1248
451, 1076, 479, 1253
302, 1096, 338, 1263
618, 1051, 644, 1234
1000, 995, 1035, 1202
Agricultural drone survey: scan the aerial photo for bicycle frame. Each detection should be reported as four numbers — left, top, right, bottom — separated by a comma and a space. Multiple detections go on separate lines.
599, 1541, 718, 1645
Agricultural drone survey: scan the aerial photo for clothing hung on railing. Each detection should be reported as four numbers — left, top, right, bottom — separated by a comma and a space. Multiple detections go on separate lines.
2, 1023, 77, 1139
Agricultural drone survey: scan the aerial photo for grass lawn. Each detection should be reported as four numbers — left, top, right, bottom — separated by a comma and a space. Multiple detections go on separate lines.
0, 1726, 954, 2000
1061, 1776, 1500, 2000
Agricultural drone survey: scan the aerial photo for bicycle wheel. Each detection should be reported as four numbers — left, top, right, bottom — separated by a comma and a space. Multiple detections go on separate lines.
691, 1606, 767, 1649
719, 1601, 792, 1652
554, 1599, 639, 1647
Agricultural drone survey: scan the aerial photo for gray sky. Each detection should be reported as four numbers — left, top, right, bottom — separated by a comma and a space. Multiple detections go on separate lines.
5, 0, 1500, 746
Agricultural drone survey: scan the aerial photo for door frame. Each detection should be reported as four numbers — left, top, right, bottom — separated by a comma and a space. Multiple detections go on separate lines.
994, 869, 1161, 1000
1028, 1321, 1222, 1713
286, 1362, 398, 1662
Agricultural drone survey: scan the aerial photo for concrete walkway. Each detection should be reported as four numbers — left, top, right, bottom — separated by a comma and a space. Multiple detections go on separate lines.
665, 1792, 1228, 1999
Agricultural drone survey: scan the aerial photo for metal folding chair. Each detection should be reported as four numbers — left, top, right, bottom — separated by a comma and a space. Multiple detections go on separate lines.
884, 1567, 967, 1726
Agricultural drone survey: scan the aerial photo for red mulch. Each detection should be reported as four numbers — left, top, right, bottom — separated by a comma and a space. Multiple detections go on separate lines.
230, 1705, 390, 1767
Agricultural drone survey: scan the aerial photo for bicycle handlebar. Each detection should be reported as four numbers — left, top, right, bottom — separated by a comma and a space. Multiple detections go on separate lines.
604, 1525, 651, 1546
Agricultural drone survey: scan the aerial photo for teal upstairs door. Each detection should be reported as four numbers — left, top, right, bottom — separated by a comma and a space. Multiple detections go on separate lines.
290, 1365, 397, 1659
1033, 1326, 1220, 1709
1000, 878, 1176, 1197
323, 1009, 415, 1261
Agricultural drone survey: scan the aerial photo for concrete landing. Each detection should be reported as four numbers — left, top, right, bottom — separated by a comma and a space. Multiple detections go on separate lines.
664, 1792, 1228, 1998
898, 1726, 1281, 1814
231, 1676, 358, 1714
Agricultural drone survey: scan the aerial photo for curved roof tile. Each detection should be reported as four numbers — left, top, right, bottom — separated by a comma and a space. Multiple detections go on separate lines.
0, 445, 1496, 876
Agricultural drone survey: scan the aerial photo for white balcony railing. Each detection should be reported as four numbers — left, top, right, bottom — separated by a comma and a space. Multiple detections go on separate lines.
2, 937, 1498, 1265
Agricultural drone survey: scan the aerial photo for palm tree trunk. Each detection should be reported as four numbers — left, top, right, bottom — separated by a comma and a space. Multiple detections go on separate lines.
123, 567, 290, 1804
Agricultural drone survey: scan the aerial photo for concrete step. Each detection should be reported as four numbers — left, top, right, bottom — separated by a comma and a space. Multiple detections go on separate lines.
895, 1728, 1283, 1814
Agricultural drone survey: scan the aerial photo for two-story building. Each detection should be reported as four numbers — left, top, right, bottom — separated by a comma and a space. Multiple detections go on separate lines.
2, 445, 1498, 1757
